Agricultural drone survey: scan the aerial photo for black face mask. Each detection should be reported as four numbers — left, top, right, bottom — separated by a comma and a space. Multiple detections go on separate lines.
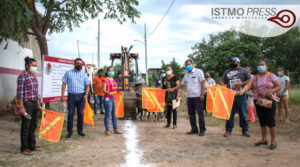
230, 63, 238, 69
75, 65, 82, 70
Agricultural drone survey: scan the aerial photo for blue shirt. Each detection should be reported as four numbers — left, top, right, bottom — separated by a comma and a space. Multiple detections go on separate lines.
62, 69, 90, 94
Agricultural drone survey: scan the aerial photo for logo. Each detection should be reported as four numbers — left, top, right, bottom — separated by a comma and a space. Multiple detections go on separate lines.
46, 63, 52, 75
267, 10, 296, 28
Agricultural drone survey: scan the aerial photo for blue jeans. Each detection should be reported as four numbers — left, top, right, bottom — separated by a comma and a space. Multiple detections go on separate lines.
104, 97, 118, 131
94, 95, 104, 114
226, 94, 249, 133
187, 97, 206, 133
67, 93, 85, 135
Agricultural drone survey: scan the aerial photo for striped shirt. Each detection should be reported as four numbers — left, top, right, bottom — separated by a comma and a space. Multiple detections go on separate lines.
62, 69, 90, 94
102, 77, 117, 97
17, 71, 39, 102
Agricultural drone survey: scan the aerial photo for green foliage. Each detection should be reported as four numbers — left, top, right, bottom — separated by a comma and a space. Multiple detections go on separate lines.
148, 72, 158, 87
0, 0, 140, 55
188, 30, 261, 78
188, 27, 300, 82
289, 88, 300, 105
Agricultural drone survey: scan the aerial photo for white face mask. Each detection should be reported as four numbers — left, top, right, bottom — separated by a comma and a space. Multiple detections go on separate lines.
166, 70, 172, 75
30, 67, 38, 74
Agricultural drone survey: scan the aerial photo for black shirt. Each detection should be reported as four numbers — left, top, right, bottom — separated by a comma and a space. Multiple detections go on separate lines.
162, 76, 179, 101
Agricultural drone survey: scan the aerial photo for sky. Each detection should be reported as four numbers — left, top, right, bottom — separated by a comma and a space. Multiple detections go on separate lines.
46, 0, 300, 73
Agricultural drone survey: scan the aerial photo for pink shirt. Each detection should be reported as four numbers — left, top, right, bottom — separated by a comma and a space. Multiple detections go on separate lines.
252, 73, 278, 100
102, 77, 118, 97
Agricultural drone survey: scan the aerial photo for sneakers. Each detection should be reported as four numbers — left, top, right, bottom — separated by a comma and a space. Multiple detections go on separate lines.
223, 131, 231, 137
66, 133, 72, 140
187, 130, 198, 135
100, 112, 105, 115
199, 132, 205, 136
78, 132, 86, 137
22, 149, 33, 156
242, 132, 251, 137
164, 124, 170, 128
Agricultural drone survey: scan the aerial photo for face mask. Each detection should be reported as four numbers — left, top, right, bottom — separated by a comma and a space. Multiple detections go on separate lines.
75, 65, 82, 70
230, 63, 238, 69
186, 65, 192, 71
277, 71, 282, 76
108, 71, 115, 77
161, 73, 166, 77
205, 75, 209, 78
166, 70, 172, 75
30, 67, 38, 74
257, 65, 266, 73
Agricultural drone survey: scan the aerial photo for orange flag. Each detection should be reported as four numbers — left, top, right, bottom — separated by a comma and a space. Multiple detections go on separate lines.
206, 86, 217, 113
114, 92, 124, 118
39, 109, 64, 142
142, 88, 166, 112
84, 101, 95, 127
212, 85, 236, 120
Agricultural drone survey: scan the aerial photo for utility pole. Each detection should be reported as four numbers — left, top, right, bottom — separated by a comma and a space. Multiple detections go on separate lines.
77, 40, 80, 58
92, 53, 94, 65
144, 23, 149, 85
97, 20, 100, 69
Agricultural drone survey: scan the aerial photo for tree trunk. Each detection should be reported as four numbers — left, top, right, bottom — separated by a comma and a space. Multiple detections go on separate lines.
36, 35, 49, 57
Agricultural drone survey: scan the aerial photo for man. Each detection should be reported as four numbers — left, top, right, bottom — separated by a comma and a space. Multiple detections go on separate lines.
17, 56, 43, 155
221, 57, 251, 137
61, 58, 90, 140
167, 59, 206, 136
93, 69, 105, 114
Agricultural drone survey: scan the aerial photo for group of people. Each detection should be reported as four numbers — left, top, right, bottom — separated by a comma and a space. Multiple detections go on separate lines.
161, 57, 290, 150
16, 55, 290, 155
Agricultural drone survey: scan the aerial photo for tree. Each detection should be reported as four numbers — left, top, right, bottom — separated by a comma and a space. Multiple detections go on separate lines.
188, 30, 261, 78
261, 27, 300, 83
0, 0, 140, 56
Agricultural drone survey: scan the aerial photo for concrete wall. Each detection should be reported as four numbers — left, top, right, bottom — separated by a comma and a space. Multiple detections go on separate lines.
0, 34, 41, 111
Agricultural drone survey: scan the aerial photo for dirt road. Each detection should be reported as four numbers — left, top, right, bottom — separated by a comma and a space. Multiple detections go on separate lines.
1, 110, 300, 167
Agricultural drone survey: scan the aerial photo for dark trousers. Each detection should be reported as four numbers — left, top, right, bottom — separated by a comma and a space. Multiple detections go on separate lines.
20, 101, 38, 152
166, 105, 177, 125
225, 94, 249, 133
67, 93, 85, 135
187, 97, 206, 133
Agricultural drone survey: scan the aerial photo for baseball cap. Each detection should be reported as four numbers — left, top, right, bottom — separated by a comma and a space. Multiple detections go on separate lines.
230, 57, 240, 62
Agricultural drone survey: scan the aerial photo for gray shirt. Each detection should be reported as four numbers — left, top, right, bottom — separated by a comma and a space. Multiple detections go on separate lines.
181, 68, 205, 98
222, 67, 251, 91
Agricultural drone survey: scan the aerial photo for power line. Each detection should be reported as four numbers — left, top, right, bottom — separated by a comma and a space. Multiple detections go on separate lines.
147, 0, 176, 38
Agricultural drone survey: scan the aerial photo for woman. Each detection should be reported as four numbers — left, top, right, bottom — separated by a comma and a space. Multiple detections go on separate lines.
277, 67, 290, 122
204, 72, 216, 114
162, 66, 180, 129
102, 67, 122, 136
17, 57, 43, 155
238, 60, 281, 150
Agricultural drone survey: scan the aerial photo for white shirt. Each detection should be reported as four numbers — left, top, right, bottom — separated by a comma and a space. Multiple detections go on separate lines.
181, 68, 205, 98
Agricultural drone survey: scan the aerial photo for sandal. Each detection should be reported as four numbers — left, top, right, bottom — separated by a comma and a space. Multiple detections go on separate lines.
269, 143, 277, 150
255, 141, 268, 146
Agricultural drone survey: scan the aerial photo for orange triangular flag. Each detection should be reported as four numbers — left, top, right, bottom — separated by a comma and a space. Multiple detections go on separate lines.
84, 101, 94, 126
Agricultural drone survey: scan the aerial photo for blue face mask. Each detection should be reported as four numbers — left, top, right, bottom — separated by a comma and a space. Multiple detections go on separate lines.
257, 66, 266, 73
186, 65, 192, 71
108, 71, 115, 77
277, 71, 282, 76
